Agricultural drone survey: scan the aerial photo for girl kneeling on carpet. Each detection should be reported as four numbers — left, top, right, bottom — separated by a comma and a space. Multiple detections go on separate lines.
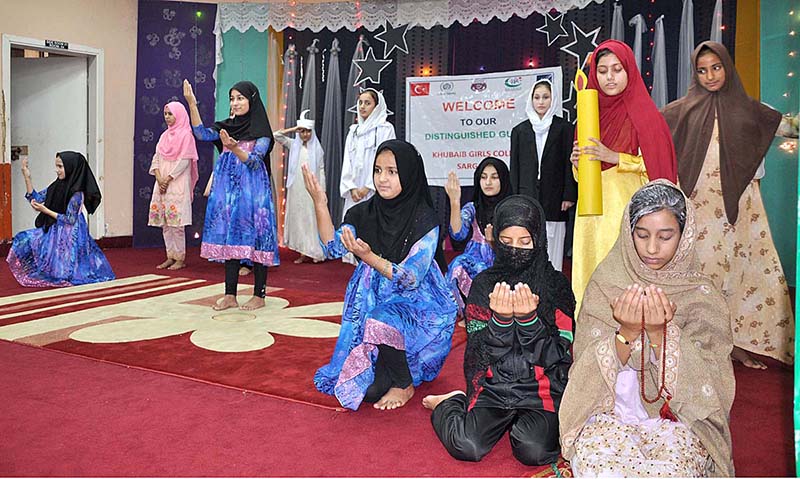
184, 79, 279, 311
7, 152, 115, 287
423, 195, 575, 466
444, 156, 512, 321
559, 180, 735, 477
304, 139, 457, 411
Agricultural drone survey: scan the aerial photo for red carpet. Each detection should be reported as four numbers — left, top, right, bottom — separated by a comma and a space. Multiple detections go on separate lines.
0, 246, 795, 476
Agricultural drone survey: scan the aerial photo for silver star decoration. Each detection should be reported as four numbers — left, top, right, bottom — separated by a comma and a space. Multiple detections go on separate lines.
560, 22, 602, 71
562, 80, 576, 123
374, 20, 411, 57
347, 87, 394, 116
536, 12, 568, 46
352, 47, 392, 86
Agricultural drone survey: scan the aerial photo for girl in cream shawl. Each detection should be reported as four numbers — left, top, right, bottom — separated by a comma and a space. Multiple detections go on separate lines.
559, 180, 735, 477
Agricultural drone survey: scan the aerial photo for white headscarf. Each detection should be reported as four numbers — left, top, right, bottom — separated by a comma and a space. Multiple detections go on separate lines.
355, 88, 389, 136
286, 110, 324, 188
525, 78, 562, 135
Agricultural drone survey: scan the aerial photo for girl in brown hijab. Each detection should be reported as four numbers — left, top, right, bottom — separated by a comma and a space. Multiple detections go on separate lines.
662, 41, 794, 369
559, 180, 735, 477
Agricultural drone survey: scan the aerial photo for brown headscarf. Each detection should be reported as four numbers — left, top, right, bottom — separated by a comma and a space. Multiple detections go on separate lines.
559, 180, 735, 477
662, 41, 781, 224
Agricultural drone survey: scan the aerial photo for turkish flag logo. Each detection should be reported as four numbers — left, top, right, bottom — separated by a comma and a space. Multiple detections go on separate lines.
410, 82, 430, 96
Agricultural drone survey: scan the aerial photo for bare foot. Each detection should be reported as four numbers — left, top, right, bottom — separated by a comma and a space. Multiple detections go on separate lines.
312, 258, 323, 264
213, 295, 238, 311
422, 390, 465, 410
239, 266, 252, 276
457, 319, 465, 328
240, 296, 266, 311
293, 255, 307, 264
157, 259, 175, 269
732, 346, 767, 369
374, 384, 415, 410
167, 260, 186, 270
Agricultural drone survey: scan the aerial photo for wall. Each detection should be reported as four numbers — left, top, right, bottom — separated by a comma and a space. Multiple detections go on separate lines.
760, 3, 798, 286
0, 0, 138, 237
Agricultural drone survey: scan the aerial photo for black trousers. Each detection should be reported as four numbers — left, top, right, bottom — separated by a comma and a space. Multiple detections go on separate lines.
224, 259, 267, 297
362, 345, 413, 403
430, 393, 560, 466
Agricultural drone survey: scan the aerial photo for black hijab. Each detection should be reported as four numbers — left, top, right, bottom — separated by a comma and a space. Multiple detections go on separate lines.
343, 139, 442, 266
464, 194, 575, 397
213, 81, 275, 169
472, 156, 512, 233
36, 151, 102, 232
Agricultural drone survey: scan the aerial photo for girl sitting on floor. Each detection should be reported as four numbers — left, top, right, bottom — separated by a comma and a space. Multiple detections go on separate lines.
559, 180, 735, 477
304, 139, 457, 411
7, 152, 114, 287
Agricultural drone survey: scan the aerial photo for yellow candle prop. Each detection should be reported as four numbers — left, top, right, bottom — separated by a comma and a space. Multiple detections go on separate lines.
575, 69, 603, 216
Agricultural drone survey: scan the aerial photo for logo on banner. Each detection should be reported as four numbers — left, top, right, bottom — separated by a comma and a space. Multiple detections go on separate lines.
504, 76, 523, 89
471, 82, 487, 92
410, 82, 431, 96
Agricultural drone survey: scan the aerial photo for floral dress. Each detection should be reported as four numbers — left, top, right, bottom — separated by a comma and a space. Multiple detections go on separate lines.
313, 225, 458, 410
7, 189, 115, 287
193, 125, 279, 266
445, 202, 494, 315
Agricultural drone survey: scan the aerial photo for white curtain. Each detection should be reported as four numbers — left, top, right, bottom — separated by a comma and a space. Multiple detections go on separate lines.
677, 0, 695, 98
711, 0, 723, 43
321, 39, 344, 228
650, 15, 667, 108
300, 39, 319, 116
610, 3, 625, 41
280, 44, 299, 231
628, 14, 646, 72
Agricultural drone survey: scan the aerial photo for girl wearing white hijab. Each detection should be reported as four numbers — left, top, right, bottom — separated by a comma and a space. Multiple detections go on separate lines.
340, 88, 396, 264
274, 110, 326, 263
510, 78, 577, 272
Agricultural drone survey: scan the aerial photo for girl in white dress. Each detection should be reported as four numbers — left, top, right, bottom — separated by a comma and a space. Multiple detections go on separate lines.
340, 89, 396, 264
275, 110, 325, 263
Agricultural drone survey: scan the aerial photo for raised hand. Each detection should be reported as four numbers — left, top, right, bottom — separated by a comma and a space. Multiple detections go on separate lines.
512, 283, 539, 317
341, 226, 371, 259
611, 284, 644, 335
219, 129, 238, 149
302, 163, 328, 205
444, 171, 461, 204
20, 158, 31, 178
489, 282, 514, 318
642, 285, 676, 333
183, 79, 197, 105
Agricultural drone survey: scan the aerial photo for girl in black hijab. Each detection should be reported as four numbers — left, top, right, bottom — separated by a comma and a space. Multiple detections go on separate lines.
303, 139, 457, 411
7, 152, 114, 287
444, 157, 512, 321
184, 79, 279, 312
423, 195, 575, 466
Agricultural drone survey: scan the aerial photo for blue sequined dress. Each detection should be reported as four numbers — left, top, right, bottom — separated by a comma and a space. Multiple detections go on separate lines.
314, 225, 458, 410
193, 126, 279, 265
445, 202, 495, 314
6, 189, 115, 287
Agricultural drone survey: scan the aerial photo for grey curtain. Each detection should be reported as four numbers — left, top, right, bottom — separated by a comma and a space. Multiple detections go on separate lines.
677, 0, 695, 98
300, 39, 319, 115
651, 15, 667, 108
344, 35, 368, 135
610, 3, 625, 41
321, 38, 344, 228
711, 0, 723, 43
628, 14, 645, 72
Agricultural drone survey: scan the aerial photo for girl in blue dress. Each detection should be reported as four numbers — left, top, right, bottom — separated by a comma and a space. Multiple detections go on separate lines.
183, 79, 279, 311
445, 157, 512, 318
302, 139, 457, 411
7, 151, 114, 287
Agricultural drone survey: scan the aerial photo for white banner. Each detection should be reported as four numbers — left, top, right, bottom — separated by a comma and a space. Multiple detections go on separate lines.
406, 67, 562, 186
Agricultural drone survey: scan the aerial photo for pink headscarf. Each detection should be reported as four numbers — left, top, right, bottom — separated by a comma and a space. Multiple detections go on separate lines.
156, 101, 199, 198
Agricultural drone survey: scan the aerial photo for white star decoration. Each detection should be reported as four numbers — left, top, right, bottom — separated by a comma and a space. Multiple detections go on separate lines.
352, 47, 393, 86
562, 80, 576, 123
536, 12, 569, 46
560, 22, 602, 71
374, 20, 411, 57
